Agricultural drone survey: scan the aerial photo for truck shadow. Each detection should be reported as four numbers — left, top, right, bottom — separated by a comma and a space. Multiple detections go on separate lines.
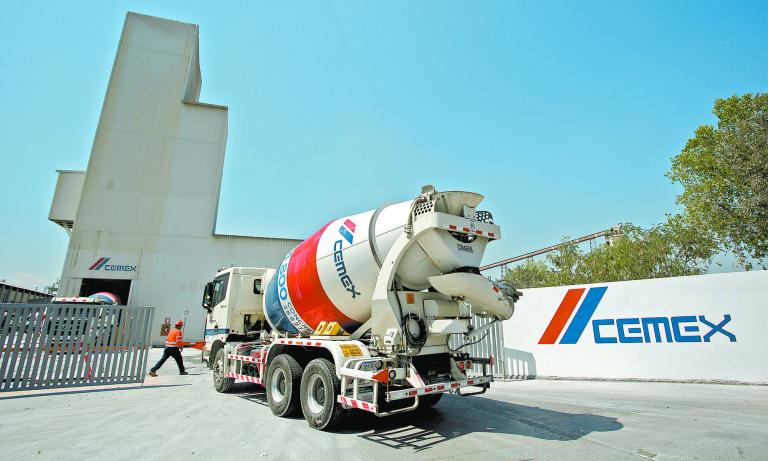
232, 383, 269, 407
341, 394, 623, 451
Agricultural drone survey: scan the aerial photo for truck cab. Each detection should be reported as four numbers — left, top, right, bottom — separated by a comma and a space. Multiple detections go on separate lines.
202, 267, 272, 366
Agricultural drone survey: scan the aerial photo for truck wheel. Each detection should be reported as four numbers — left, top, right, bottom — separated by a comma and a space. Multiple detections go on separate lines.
208, 343, 222, 369
266, 354, 303, 417
213, 349, 235, 393
300, 358, 345, 431
419, 393, 442, 407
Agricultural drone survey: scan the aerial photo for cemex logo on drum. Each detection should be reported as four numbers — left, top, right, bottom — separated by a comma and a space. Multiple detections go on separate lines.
334, 219, 360, 298
539, 287, 736, 345
88, 257, 137, 272
338, 219, 356, 244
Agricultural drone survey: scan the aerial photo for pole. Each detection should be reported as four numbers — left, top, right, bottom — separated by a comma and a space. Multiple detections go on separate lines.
480, 226, 622, 272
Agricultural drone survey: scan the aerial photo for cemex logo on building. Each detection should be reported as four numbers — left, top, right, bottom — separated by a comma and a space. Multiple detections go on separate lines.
338, 219, 356, 244
539, 287, 736, 345
88, 257, 137, 272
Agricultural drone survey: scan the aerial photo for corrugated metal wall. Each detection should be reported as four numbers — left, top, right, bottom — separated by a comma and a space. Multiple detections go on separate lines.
53, 13, 303, 345
73, 13, 199, 237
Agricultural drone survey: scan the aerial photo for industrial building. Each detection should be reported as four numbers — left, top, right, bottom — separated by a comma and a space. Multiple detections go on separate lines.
48, 13, 301, 344
0, 281, 53, 304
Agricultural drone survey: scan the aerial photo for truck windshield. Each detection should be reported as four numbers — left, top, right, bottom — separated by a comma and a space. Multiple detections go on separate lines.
212, 273, 229, 306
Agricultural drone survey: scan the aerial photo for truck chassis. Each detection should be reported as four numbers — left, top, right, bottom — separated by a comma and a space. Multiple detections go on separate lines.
214, 336, 493, 429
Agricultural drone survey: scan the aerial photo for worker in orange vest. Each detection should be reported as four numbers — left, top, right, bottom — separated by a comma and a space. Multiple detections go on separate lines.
148, 320, 188, 376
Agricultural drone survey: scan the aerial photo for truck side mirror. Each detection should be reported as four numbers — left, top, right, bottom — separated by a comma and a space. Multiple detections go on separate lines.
202, 282, 214, 310
253, 279, 262, 295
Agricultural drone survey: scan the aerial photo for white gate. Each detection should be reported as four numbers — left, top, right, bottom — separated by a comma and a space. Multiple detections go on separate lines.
0, 304, 154, 392
449, 313, 508, 378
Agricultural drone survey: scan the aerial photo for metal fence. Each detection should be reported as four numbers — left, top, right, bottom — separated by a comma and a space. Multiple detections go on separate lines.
0, 304, 154, 392
449, 313, 509, 379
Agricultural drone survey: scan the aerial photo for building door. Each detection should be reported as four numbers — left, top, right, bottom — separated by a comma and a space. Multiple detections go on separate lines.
79, 279, 132, 305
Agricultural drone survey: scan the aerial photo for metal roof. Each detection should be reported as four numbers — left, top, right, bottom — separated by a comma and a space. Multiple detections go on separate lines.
0, 281, 53, 297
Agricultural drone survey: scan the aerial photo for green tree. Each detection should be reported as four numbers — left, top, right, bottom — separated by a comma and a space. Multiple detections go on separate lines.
501, 259, 552, 289
668, 93, 768, 269
503, 217, 717, 289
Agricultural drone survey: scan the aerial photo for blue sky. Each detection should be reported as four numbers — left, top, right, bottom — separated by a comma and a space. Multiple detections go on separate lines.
1, 1, 766, 289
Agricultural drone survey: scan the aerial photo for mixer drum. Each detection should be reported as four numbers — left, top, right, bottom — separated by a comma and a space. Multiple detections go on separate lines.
263, 192, 490, 335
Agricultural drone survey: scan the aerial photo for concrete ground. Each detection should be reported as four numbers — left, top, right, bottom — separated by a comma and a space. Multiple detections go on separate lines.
0, 349, 766, 460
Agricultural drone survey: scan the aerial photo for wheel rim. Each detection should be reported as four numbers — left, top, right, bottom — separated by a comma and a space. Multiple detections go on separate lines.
270, 368, 287, 403
306, 373, 326, 415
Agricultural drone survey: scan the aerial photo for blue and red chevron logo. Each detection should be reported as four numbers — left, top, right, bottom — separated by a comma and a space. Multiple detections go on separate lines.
539, 287, 607, 344
539, 286, 736, 344
88, 257, 111, 271
87, 256, 137, 272
338, 219, 356, 244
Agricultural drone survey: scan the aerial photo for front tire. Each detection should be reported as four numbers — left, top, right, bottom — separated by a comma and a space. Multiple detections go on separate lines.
300, 358, 346, 431
266, 354, 303, 417
213, 348, 235, 393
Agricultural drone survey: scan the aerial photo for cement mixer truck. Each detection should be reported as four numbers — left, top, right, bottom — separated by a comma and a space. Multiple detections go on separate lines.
201, 185, 520, 430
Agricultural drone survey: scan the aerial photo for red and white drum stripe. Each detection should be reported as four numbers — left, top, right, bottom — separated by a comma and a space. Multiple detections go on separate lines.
337, 395, 378, 413
280, 222, 362, 332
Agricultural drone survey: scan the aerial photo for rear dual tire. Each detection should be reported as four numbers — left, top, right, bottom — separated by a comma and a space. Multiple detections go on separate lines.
266, 354, 303, 417
265, 354, 347, 430
300, 358, 346, 431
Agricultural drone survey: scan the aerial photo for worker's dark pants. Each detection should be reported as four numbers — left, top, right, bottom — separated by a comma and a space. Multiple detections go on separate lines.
151, 347, 185, 373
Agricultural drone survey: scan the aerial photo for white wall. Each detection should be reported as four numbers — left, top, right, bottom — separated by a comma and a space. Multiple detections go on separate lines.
502, 270, 768, 383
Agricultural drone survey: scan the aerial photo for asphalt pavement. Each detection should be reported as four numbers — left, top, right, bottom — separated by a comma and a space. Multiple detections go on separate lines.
0, 348, 765, 460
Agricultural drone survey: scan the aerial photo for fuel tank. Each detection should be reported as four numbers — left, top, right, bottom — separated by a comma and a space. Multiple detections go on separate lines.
263, 190, 494, 335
